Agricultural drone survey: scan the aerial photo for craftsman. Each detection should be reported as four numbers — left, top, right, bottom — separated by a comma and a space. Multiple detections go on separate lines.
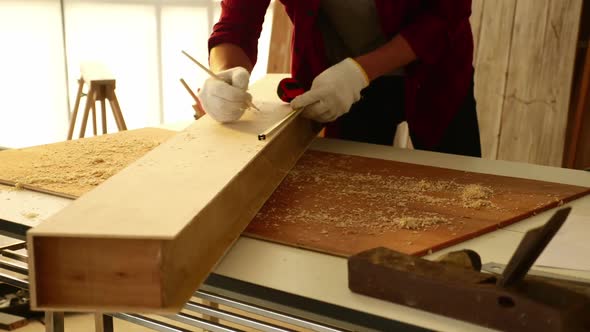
198, 1, 481, 157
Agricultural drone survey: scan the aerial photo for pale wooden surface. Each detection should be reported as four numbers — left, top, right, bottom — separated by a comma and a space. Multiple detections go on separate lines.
471, 0, 517, 160
267, 1, 292, 74
0, 184, 70, 227
469, 0, 485, 66
29, 78, 296, 239
471, 0, 583, 166
497, 0, 583, 166
27, 74, 320, 312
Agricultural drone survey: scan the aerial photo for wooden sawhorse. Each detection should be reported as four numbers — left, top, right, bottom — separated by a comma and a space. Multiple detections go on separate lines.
67, 62, 127, 140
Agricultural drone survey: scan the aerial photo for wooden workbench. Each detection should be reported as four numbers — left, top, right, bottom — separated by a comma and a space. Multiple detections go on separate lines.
1, 133, 589, 331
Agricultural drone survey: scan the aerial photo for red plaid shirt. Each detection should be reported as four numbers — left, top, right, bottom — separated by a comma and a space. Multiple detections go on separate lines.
209, 0, 474, 148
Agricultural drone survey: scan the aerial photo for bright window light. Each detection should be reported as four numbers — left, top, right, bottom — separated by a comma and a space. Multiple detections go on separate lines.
64, 1, 160, 132
0, 0, 68, 148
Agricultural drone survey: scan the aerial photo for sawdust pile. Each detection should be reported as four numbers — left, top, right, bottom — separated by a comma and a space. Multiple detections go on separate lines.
254, 153, 498, 233
461, 184, 494, 208
21, 212, 39, 219
394, 216, 449, 230
1, 134, 165, 197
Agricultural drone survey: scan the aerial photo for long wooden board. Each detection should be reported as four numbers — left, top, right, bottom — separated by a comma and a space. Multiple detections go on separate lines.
6, 135, 587, 258
7, 117, 589, 259
245, 151, 590, 257
27, 75, 321, 313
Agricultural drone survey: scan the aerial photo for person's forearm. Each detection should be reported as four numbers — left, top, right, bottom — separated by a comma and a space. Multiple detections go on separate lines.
355, 34, 416, 81
209, 43, 254, 73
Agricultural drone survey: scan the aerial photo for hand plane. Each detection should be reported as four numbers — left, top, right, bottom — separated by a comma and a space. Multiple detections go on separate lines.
348, 207, 590, 332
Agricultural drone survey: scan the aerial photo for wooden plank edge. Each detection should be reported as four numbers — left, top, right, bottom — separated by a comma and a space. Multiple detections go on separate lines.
160, 115, 322, 309
28, 115, 321, 312
28, 234, 166, 312
0, 180, 77, 200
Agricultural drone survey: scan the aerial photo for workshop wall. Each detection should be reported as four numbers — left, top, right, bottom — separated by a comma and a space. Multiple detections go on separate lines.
471, 0, 583, 167
268, 0, 585, 167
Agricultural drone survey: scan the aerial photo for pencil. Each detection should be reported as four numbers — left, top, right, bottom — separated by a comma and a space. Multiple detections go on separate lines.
181, 50, 261, 112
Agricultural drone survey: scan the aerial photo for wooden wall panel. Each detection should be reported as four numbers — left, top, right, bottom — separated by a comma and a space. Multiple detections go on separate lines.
469, 0, 485, 67
472, 0, 517, 160
497, 0, 583, 166
267, 2, 293, 74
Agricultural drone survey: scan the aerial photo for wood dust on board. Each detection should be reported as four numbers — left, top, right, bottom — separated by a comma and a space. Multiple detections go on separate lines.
0, 132, 169, 197
21, 212, 39, 219
254, 152, 500, 233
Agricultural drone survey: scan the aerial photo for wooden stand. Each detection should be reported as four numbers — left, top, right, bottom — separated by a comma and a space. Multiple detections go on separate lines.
67, 62, 127, 140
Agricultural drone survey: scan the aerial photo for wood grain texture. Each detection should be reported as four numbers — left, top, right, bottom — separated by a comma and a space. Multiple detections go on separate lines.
469, 0, 485, 67
498, 0, 583, 166
27, 75, 320, 312
245, 151, 590, 257
473, 0, 517, 160
574, 97, 590, 169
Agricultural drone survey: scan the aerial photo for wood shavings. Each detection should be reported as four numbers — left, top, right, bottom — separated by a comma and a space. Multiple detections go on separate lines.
21, 212, 39, 219
394, 216, 449, 230
0, 129, 174, 197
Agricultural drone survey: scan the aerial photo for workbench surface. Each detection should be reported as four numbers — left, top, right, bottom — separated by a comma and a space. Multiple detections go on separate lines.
1, 134, 589, 332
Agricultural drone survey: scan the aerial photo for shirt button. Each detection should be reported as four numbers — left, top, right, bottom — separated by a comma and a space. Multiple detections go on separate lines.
307, 10, 315, 17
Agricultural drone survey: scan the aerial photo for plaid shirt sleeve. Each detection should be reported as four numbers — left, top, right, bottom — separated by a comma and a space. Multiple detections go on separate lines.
208, 0, 271, 66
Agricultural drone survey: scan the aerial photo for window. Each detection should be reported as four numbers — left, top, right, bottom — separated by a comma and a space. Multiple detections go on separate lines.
0, 0, 68, 148
0, 0, 274, 148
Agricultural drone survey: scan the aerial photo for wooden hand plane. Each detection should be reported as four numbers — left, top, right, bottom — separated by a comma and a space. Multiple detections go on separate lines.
348, 207, 590, 332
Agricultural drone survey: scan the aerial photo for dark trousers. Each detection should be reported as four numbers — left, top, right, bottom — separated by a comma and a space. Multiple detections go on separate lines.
335, 76, 482, 158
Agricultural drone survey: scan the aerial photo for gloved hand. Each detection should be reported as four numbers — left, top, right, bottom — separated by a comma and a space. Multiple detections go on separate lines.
197, 67, 252, 123
291, 58, 369, 123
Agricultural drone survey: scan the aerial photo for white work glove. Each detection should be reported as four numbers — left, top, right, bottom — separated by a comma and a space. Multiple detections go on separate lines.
291, 58, 369, 123
197, 67, 252, 123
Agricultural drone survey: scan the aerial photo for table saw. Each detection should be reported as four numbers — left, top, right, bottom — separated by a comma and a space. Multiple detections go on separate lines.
1, 128, 589, 331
